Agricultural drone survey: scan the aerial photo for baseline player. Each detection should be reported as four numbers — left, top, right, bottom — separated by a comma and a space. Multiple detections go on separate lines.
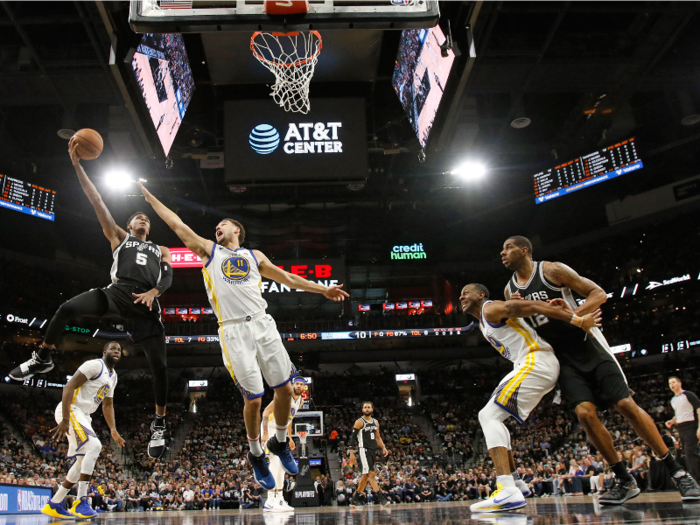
10, 138, 173, 459
137, 182, 348, 490
41, 342, 125, 519
348, 402, 391, 508
460, 283, 600, 512
501, 235, 700, 504
261, 376, 307, 513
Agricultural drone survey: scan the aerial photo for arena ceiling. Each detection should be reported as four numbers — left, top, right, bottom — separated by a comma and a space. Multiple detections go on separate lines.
0, 1, 699, 268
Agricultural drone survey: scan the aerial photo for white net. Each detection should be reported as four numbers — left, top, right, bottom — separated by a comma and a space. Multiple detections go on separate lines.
251, 31, 322, 114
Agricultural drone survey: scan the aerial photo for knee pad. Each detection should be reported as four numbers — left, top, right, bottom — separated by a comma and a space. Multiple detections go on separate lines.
479, 402, 511, 450
80, 438, 102, 475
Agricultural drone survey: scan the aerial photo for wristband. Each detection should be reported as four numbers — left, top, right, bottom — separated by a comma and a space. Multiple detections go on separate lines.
569, 314, 583, 328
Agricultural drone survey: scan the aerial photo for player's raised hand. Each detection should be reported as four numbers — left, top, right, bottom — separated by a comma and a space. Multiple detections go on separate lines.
323, 284, 349, 301
580, 309, 602, 333
137, 181, 154, 202
111, 428, 126, 448
51, 420, 70, 440
289, 439, 296, 451
68, 137, 80, 165
547, 298, 575, 316
510, 291, 523, 300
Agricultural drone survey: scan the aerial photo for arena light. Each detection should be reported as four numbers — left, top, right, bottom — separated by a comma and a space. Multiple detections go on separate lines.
105, 170, 133, 190
452, 161, 486, 181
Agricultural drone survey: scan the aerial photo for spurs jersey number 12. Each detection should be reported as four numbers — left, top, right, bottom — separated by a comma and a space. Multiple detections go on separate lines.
202, 245, 268, 322
479, 301, 553, 365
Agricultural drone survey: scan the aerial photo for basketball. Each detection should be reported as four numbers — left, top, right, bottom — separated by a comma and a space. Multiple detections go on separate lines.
73, 128, 103, 160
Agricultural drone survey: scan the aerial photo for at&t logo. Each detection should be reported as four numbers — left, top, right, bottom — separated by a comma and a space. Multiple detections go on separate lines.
249, 124, 280, 154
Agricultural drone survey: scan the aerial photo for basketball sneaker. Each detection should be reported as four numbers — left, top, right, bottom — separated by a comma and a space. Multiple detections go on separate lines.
470, 483, 526, 513
598, 479, 640, 505
515, 479, 533, 498
70, 496, 97, 519
673, 470, 700, 501
280, 499, 295, 512
349, 492, 364, 508
247, 451, 275, 490
9, 351, 54, 381
41, 500, 75, 520
148, 418, 167, 459
266, 435, 299, 475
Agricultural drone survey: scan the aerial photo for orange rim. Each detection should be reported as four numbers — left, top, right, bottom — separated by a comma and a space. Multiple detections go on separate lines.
251, 30, 322, 68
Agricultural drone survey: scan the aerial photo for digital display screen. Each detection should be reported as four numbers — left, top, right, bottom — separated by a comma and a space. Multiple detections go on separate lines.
224, 99, 367, 183
188, 380, 208, 389
358, 304, 371, 312
421, 300, 433, 307
131, 34, 195, 156
309, 458, 322, 467
0, 174, 55, 221
164, 308, 176, 315
176, 307, 188, 315
202, 307, 214, 315
396, 302, 408, 310
534, 138, 642, 204
169, 247, 203, 268
393, 26, 455, 148
383, 303, 395, 311
396, 373, 416, 381
189, 308, 201, 314
409, 301, 421, 309
165, 325, 474, 344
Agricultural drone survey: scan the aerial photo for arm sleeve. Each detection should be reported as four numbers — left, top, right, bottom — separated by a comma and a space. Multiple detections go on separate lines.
686, 391, 700, 410
349, 428, 359, 447
155, 262, 173, 295
78, 360, 103, 381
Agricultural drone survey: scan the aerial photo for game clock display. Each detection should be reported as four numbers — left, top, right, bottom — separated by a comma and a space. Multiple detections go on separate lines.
0, 174, 56, 221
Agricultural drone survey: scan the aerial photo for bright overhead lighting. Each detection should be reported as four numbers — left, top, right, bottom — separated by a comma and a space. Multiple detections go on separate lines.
452, 162, 486, 181
105, 170, 134, 190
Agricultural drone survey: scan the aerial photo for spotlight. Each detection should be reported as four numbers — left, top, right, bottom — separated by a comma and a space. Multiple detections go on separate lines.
105, 170, 134, 190
452, 162, 486, 181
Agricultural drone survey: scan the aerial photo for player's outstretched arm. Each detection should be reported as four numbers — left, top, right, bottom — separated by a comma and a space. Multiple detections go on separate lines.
52, 371, 88, 440
137, 182, 214, 263
69, 137, 127, 250
484, 300, 602, 333
254, 250, 349, 301
102, 397, 125, 448
543, 261, 607, 315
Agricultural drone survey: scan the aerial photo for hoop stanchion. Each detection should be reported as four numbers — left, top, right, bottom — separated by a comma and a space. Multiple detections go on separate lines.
251, 31, 322, 114
298, 431, 309, 458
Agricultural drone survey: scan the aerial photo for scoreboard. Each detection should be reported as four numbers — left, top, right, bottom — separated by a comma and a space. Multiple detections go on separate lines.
0, 174, 56, 221
533, 138, 642, 204
165, 324, 476, 344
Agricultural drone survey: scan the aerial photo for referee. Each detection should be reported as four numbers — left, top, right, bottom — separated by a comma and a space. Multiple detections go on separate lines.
666, 376, 700, 481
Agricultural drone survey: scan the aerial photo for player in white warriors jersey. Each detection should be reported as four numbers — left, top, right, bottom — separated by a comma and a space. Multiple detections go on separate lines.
138, 182, 349, 490
261, 376, 307, 513
41, 342, 126, 520
459, 283, 600, 513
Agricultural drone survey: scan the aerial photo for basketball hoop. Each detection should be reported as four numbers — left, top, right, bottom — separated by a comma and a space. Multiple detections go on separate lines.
250, 31, 322, 114
298, 430, 309, 458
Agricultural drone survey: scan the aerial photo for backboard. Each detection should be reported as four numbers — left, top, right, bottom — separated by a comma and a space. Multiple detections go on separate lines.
129, 0, 439, 33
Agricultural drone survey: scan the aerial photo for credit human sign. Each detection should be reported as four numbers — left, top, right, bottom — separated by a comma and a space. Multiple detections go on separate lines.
391, 243, 426, 260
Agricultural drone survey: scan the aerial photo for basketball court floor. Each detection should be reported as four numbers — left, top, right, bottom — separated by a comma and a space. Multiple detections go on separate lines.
3, 493, 700, 525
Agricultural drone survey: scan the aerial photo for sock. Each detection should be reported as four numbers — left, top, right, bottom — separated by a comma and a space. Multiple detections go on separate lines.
77, 481, 89, 499
660, 451, 684, 477
497, 474, 517, 490
51, 485, 71, 504
511, 471, 521, 481
37, 345, 53, 361
275, 424, 288, 443
611, 461, 635, 482
248, 435, 264, 456
154, 413, 166, 428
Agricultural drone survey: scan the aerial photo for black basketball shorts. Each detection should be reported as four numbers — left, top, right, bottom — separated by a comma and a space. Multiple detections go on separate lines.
358, 448, 376, 475
100, 283, 164, 343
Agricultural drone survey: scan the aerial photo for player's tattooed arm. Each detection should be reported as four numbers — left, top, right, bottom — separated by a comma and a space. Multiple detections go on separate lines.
137, 182, 214, 264
69, 137, 126, 250
255, 250, 349, 301
543, 261, 607, 315
484, 300, 602, 333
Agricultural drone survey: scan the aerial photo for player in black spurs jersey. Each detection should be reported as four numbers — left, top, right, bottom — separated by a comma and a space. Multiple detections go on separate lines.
501, 235, 700, 504
9, 137, 173, 460
348, 402, 390, 508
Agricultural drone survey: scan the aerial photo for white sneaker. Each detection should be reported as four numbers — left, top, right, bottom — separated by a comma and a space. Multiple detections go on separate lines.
470, 483, 526, 513
280, 500, 294, 512
515, 479, 532, 498
263, 501, 276, 512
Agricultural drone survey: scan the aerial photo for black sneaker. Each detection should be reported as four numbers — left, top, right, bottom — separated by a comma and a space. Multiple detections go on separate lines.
266, 435, 299, 475
673, 470, 700, 501
147, 418, 167, 459
598, 479, 640, 506
350, 493, 364, 508
9, 351, 54, 381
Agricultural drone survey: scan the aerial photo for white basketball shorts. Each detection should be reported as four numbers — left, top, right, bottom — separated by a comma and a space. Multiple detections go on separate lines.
219, 311, 297, 400
489, 349, 560, 422
55, 403, 97, 459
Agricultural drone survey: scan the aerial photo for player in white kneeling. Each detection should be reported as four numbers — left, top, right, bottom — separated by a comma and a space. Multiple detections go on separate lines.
41, 342, 126, 520
262, 377, 306, 513
460, 284, 601, 513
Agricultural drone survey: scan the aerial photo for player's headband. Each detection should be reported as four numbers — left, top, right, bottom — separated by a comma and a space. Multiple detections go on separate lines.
293, 377, 307, 384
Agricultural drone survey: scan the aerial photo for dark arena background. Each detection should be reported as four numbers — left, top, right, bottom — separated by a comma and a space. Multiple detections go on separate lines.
1, 1, 700, 524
